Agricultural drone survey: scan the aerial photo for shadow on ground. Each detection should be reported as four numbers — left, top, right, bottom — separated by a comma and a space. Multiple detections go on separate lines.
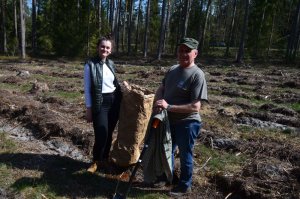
0, 153, 166, 198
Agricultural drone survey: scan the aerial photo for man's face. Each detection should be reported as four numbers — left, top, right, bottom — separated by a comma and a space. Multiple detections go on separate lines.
177, 44, 198, 68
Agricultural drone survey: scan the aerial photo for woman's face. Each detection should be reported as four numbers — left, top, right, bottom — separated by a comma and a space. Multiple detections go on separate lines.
98, 40, 112, 59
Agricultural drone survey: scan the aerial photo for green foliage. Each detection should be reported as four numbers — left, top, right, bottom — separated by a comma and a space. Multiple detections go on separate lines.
187, 0, 202, 39
49, 1, 88, 56
0, 163, 14, 189
0, 81, 32, 93
133, 193, 169, 199
3, 1, 18, 56
247, 0, 272, 56
1, 0, 299, 61
289, 102, 300, 112
52, 91, 82, 103
37, 35, 53, 53
169, 0, 183, 51
6, 37, 18, 56
281, 128, 293, 134
247, 0, 298, 58
29, 0, 111, 56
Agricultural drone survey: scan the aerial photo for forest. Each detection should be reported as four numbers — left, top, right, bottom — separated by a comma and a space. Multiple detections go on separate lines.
0, 1, 300, 199
0, 0, 300, 63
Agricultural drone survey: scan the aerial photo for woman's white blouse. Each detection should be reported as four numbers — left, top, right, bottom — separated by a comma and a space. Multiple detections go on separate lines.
84, 63, 116, 108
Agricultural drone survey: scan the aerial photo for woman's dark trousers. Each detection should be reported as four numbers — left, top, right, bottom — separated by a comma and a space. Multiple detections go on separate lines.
92, 92, 120, 162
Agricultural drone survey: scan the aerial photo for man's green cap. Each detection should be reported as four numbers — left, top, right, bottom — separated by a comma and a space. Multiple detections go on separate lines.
178, 38, 199, 49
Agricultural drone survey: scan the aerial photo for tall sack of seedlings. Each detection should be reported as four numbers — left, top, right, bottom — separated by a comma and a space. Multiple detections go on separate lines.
110, 82, 154, 167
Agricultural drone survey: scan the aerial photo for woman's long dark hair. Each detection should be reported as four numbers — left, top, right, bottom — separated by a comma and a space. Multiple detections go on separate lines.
97, 34, 114, 49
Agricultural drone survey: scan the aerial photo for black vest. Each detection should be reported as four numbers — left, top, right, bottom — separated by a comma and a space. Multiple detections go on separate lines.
86, 57, 121, 113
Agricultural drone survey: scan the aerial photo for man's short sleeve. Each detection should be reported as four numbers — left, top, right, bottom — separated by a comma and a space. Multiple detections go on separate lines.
191, 69, 208, 102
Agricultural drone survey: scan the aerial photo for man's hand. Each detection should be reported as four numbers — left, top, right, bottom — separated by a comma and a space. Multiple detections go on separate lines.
152, 99, 168, 114
154, 99, 169, 110
153, 106, 163, 114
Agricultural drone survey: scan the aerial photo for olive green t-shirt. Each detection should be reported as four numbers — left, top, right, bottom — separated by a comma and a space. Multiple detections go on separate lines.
163, 64, 208, 123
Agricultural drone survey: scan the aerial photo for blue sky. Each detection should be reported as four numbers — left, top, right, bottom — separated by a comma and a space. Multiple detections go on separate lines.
27, 0, 32, 8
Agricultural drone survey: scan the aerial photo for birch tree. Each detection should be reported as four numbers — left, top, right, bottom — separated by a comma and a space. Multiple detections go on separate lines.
135, 0, 142, 51
163, 0, 171, 53
19, 0, 26, 59
199, 0, 212, 54
157, 0, 167, 60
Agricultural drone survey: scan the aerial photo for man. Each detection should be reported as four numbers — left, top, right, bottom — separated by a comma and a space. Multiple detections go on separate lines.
153, 37, 208, 196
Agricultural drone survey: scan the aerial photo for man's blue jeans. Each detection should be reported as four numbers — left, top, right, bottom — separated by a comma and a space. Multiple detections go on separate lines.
170, 120, 201, 189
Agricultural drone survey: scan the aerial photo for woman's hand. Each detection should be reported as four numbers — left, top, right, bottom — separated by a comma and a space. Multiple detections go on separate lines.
86, 108, 93, 123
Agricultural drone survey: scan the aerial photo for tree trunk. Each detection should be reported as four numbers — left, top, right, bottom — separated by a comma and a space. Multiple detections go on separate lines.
199, 0, 212, 55
143, 0, 151, 57
292, 14, 300, 59
32, 0, 37, 54
107, 0, 110, 21
181, 0, 192, 38
157, 0, 167, 60
87, 0, 91, 56
225, 0, 237, 57
113, 0, 119, 40
267, 12, 276, 57
127, 0, 134, 55
287, 0, 295, 25
296, 29, 300, 58
116, 0, 122, 52
222, 0, 228, 42
163, 0, 171, 53
95, 0, 102, 37
135, 0, 142, 51
286, 0, 300, 62
0, 0, 7, 54
174, 0, 183, 55
20, 0, 26, 59
110, 0, 113, 31
110, 0, 117, 35
254, 0, 267, 57
37, 0, 41, 14
236, 0, 250, 63
77, 0, 80, 28
196, 0, 204, 44
14, 0, 18, 41
99, 0, 102, 37
122, 0, 127, 52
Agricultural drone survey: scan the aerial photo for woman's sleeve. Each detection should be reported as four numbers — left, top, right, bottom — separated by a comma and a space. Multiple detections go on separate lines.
84, 64, 92, 108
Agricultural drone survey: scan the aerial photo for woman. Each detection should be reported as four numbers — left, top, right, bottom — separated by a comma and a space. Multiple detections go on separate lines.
84, 37, 122, 173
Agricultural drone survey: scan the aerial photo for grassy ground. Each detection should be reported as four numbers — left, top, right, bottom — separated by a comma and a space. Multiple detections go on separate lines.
0, 57, 299, 198
0, 132, 171, 198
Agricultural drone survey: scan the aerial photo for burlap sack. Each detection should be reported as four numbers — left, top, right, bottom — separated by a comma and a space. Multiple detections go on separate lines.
110, 83, 154, 167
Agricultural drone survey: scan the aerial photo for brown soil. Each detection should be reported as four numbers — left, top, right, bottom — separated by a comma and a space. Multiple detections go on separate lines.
0, 58, 299, 199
